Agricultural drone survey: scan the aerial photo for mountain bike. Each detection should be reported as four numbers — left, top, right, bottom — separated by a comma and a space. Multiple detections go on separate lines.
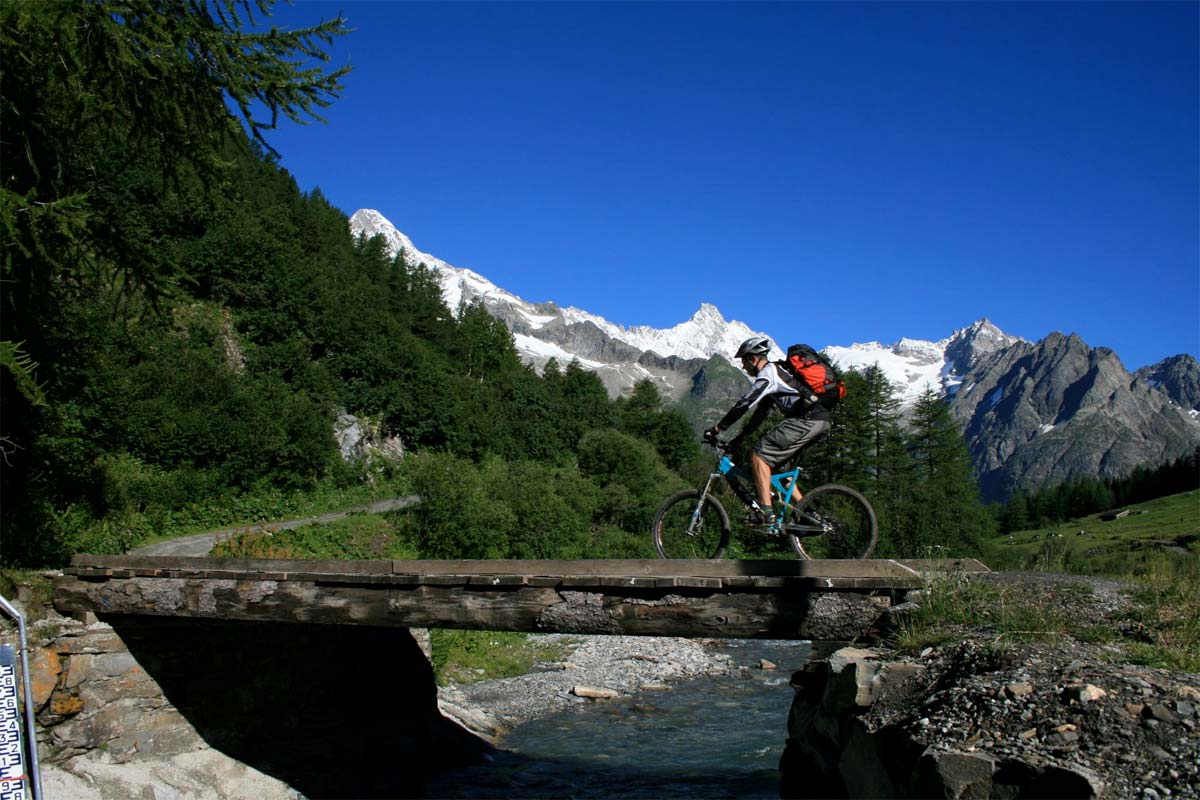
651, 441, 878, 560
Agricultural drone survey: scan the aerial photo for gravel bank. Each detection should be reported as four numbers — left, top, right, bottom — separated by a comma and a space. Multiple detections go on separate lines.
437, 634, 737, 742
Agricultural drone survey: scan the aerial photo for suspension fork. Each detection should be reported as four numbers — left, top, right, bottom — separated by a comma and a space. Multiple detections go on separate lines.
680, 473, 723, 535
696, 472, 722, 507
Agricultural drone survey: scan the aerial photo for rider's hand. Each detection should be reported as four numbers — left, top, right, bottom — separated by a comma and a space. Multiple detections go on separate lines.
703, 427, 719, 444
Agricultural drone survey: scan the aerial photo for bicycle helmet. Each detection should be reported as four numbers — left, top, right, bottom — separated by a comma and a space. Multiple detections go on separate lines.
734, 336, 771, 359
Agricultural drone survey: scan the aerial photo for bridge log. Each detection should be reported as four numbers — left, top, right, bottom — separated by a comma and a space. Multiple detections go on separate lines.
55, 556, 989, 641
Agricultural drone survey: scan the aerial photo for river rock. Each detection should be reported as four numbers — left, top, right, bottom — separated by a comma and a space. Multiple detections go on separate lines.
1062, 683, 1106, 703
571, 686, 619, 699
1004, 681, 1035, 699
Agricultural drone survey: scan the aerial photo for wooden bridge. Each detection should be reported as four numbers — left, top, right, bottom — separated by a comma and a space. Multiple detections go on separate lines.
55, 555, 988, 642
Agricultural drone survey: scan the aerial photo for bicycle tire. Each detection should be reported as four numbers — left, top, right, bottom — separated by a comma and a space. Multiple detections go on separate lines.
787, 484, 878, 559
651, 489, 731, 559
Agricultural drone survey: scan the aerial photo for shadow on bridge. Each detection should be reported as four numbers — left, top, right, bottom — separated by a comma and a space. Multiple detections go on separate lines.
112, 616, 488, 798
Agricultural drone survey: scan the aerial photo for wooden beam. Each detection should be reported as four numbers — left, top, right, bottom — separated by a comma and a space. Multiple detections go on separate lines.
53, 574, 893, 641
57, 555, 987, 640
65, 555, 979, 587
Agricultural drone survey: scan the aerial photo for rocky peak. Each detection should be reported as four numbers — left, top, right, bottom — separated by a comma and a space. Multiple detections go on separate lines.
943, 318, 1024, 375
950, 329, 1200, 499
1135, 354, 1200, 413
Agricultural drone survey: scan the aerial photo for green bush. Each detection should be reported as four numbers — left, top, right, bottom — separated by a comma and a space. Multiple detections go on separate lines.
577, 428, 687, 533
398, 446, 676, 560
404, 453, 513, 559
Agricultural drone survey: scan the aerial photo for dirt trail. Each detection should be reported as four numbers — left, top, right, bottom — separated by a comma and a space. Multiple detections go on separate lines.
129, 495, 420, 556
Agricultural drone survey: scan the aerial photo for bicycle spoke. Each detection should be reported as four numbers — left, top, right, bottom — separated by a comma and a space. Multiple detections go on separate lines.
787, 486, 878, 559
652, 490, 730, 559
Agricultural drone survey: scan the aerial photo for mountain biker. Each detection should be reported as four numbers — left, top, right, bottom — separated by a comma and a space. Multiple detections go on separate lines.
703, 336, 831, 526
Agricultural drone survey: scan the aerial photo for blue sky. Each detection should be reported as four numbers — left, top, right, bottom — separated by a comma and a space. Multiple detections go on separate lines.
256, 1, 1197, 370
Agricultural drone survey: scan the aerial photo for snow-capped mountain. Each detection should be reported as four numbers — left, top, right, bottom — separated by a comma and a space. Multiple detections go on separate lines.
824, 320, 1026, 406
350, 209, 777, 396
353, 209, 1036, 405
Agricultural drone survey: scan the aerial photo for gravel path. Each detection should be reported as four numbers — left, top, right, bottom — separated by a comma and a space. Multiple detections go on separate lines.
128, 496, 419, 556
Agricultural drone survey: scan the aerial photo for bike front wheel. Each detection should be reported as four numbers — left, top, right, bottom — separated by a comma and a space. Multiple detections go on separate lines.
786, 485, 878, 559
651, 489, 731, 559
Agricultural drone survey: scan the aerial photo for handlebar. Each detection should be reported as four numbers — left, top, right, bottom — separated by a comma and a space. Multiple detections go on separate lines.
703, 435, 732, 453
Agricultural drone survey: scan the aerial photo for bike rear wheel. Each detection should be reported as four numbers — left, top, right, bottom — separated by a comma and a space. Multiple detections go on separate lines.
786, 485, 878, 559
652, 489, 731, 559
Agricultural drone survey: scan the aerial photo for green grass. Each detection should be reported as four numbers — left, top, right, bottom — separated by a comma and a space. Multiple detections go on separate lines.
986, 489, 1199, 573
1116, 555, 1200, 671
890, 571, 1081, 654
210, 513, 420, 560
63, 472, 414, 557
0, 570, 56, 624
428, 630, 574, 686
894, 489, 1200, 670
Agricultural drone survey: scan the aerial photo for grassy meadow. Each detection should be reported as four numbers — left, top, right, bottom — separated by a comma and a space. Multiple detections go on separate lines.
894, 489, 1199, 671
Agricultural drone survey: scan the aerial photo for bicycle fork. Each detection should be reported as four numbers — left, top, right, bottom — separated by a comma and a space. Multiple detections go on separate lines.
685, 473, 723, 535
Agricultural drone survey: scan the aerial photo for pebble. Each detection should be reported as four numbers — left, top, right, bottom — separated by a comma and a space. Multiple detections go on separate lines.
1005, 681, 1035, 699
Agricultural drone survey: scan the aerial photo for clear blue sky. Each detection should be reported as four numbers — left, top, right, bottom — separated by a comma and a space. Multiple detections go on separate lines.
256, 1, 1198, 370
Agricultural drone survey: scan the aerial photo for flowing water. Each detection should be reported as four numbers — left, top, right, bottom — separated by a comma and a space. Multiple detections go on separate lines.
423, 639, 810, 799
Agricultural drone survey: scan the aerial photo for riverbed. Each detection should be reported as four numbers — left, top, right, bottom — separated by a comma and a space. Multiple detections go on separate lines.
424, 638, 811, 799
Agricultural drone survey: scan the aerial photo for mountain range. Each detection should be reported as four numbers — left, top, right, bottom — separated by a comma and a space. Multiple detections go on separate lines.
349, 209, 1200, 500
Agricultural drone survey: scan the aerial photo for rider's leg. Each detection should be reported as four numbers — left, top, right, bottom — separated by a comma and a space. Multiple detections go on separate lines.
787, 477, 803, 504
750, 450, 773, 508
754, 417, 831, 508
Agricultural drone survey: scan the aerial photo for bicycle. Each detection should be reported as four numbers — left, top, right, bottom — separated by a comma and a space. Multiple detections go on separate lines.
651, 440, 878, 560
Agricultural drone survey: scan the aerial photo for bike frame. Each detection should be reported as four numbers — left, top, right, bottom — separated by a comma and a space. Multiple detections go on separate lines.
703, 450, 814, 536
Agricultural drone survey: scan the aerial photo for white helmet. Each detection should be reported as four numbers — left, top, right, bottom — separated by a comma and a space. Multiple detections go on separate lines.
734, 336, 771, 359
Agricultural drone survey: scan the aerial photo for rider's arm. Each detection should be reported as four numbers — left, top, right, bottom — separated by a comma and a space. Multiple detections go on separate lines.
733, 402, 771, 442
713, 375, 770, 434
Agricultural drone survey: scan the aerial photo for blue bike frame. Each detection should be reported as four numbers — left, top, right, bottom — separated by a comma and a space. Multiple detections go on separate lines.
716, 453, 802, 533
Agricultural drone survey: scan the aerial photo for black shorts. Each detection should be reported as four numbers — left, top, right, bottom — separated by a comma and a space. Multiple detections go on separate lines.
753, 417, 830, 469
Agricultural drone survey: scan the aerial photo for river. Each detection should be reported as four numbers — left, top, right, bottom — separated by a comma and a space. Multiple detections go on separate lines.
422, 639, 810, 799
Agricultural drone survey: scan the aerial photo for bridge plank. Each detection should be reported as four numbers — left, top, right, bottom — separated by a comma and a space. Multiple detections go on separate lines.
52, 575, 893, 641
467, 575, 528, 587
55, 554, 987, 641
67, 554, 985, 582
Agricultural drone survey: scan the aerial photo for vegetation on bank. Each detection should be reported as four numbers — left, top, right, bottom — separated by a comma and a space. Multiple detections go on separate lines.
893, 490, 1200, 671
429, 630, 573, 686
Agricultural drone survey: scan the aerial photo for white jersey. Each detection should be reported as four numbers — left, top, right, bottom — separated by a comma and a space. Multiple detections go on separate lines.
716, 362, 823, 431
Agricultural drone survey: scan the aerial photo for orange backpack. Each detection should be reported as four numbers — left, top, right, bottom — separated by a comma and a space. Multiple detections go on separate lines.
781, 344, 846, 408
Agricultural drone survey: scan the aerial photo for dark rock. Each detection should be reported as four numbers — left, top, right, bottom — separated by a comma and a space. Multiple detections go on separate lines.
1144, 704, 1182, 725
916, 750, 996, 799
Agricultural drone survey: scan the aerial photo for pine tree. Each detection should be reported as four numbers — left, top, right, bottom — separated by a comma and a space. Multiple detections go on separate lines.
902, 387, 994, 554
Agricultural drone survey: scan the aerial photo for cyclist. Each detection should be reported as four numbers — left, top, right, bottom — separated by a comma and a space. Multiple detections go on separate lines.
703, 336, 830, 525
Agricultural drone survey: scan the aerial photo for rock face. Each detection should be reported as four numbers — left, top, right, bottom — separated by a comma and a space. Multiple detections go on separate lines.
949, 333, 1200, 498
1135, 354, 1200, 414
780, 630, 1200, 799
333, 410, 405, 469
